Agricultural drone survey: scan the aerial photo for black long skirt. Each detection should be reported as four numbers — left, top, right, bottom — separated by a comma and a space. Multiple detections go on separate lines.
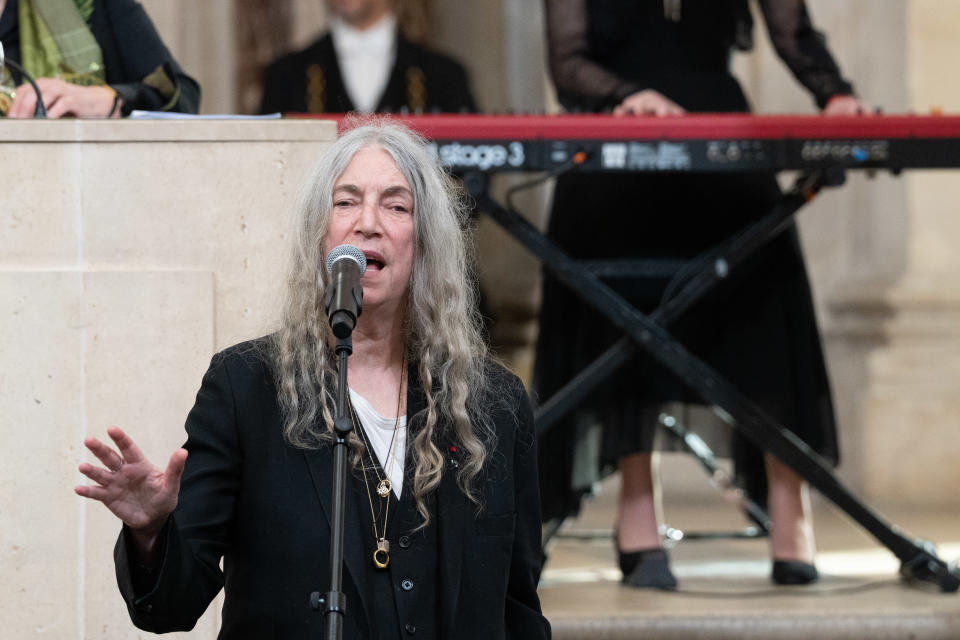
533, 170, 839, 523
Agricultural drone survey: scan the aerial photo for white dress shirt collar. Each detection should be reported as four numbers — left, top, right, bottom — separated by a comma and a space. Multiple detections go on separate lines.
329, 12, 398, 113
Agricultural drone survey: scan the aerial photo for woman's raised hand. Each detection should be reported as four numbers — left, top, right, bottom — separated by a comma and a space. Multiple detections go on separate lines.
74, 426, 187, 541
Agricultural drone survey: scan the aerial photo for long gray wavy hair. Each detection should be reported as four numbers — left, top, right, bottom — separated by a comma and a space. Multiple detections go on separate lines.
269, 118, 496, 526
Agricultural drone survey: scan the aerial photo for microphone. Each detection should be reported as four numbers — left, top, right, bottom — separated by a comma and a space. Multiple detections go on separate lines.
0, 42, 47, 118
324, 244, 366, 338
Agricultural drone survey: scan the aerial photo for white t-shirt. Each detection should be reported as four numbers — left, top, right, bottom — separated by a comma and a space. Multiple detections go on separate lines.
349, 387, 407, 498
329, 13, 397, 113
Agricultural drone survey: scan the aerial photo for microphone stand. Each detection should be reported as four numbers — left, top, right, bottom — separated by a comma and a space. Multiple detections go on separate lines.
310, 334, 354, 640
0, 43, 48, 118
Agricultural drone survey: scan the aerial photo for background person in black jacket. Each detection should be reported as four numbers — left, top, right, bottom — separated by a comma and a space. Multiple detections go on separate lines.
0, 0, 199, 117
259, 0, 475, 114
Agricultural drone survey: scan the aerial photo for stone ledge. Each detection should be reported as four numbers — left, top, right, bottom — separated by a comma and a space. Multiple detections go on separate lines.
0, 118, 337, 142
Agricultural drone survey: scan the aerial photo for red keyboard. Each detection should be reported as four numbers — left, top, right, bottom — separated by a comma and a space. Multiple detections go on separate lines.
304, 113, 960, 173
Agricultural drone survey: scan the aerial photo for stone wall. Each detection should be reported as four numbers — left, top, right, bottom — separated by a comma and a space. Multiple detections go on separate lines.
731, 0, 960, 506
0, 120, 335, 638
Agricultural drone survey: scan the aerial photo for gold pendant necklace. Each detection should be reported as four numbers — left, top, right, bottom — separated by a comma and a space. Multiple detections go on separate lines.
348, 353, 406, 569
373, 539, 390, 569
352, 403, 394, 569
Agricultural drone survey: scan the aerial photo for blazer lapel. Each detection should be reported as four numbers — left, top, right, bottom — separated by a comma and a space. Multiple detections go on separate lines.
317, 34, 356, 112
302, 443, 370, 624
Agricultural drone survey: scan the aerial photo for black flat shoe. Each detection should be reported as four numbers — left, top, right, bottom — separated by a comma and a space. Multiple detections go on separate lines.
620, 548, 678, 590
772, 560, 819, 585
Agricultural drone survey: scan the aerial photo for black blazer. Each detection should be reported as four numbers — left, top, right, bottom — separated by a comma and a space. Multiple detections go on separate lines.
115, 340, 550, 639
259, 32, 476, 114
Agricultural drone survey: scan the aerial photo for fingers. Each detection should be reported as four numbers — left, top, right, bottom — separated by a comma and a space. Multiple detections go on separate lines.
38, 80, 72, 118
651, 98, 685, 116
10, 78, 64, 117
45, 96, 73, 119
7, 78, 95, 118
107, 426, 146, 464
620, 103, 684, 117
615, 90, 686, 118
163, 449, 189, 493
44, 84, 115, 118
74, 483, 111, 502
823, 94, 867, 116
9, 82, 38, 118
78, 461, 115, 486
663, 102, 686, 116
84, 435, 125, 471
84, 426, 149, 471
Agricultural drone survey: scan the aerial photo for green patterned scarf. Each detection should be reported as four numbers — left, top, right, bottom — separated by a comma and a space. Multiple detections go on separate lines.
19, 0, 105, 85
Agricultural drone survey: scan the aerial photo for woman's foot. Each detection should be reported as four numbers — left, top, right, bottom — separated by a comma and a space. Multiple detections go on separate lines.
766, 453, 818, 584
616, 453, 676, 588
772, 559, 819, 585
620, 547, 677, 590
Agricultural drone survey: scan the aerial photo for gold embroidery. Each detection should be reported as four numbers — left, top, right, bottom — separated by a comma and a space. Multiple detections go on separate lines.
405, 67, 426, 114
306, 64, 325, 113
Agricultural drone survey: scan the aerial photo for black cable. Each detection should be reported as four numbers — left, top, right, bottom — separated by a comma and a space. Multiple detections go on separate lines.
666, 577, 902, 598
1, 55, 48, 118
657, 216, 758, 307
504, 157, 581, 214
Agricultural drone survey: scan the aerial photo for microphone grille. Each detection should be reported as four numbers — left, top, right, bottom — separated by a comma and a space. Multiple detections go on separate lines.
325, 244, 367, 275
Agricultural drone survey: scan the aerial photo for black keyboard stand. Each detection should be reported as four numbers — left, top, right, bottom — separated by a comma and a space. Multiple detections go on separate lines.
463, 169, 960, 593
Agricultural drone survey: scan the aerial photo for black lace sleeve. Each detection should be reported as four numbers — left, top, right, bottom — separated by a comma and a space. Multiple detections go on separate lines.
757, 0, 855, 108
544, 0, 642, 112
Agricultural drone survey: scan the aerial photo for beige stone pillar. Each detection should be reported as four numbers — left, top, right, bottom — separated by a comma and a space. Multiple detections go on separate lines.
734, 0, 960, 506
844, 0, 960, 505
139, 0, 237, 113
0, 119, 336, 638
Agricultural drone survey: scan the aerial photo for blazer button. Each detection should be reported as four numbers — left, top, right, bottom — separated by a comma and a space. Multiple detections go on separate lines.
399, 535, 411, 549
401, 578, 414, 591
404, 622, 417, 635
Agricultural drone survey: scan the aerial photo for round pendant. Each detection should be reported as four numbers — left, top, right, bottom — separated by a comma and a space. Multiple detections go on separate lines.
373, 546, 390, 569
376, 478, 392, 498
